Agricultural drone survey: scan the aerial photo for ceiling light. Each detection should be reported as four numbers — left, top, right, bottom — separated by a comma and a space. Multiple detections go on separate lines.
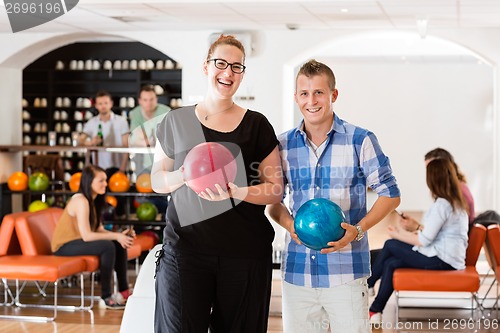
340, 9, 349, 13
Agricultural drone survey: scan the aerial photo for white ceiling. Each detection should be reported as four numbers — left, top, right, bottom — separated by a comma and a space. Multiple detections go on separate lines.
1, 0, 500, 34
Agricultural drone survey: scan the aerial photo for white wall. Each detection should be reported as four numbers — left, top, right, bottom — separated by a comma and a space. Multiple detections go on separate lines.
0, 29, 498, 215
316, 58, 493, 212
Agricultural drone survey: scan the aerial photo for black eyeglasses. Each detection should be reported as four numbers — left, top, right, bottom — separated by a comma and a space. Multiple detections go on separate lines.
208, 59, 246, 74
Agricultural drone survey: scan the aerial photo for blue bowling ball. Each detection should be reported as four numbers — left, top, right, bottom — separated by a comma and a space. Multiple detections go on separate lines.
294, 198, 346, 251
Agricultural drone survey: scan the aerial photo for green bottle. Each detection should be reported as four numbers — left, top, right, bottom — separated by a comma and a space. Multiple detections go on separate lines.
97, 123, 104, 146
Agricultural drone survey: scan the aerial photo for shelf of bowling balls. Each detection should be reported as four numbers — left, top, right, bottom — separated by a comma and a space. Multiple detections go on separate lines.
4, 188, 168, 225
0, 145, 89, 153
0, 145, 94, 167
0, 145, 153, 153
5, 190, 167, 196
103, 192, 168, 220
5, 190, 166, 207
22, 106, 49, 110
23, 117, 52, 123
0, 146, 154, 167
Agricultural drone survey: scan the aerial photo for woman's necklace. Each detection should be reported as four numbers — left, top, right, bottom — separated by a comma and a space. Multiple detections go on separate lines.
203, 102, 235, 121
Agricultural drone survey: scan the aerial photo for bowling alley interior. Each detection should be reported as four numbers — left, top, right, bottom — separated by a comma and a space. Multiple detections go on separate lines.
1, 1, 500, 332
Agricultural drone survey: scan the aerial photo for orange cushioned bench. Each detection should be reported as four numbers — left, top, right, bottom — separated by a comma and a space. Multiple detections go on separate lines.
127, 242, 142, 273
18, 207, 151, 304
393, 223, 487, 321
127, 243, 142, 260
15, 208, 100, 273
0, 252, 87, 321
19, 207, 149, 293
0, 212, 24, 256
14, 208, 100, 310
15, 207, 145, 274
134, 234, 156, 253
2, 207, 147, 316
0, 212, 27, 306
118, 243, 142, 293
0, 209, 98, 322
127, 233, 154, 274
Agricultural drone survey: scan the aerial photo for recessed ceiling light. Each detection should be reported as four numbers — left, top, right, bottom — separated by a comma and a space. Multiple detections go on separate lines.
340, 9, 349, 13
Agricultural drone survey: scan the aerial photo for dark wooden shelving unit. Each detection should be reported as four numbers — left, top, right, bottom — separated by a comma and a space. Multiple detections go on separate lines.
0, 146, 168, 232
22, 41, 182, 175
0, 184, 167, 239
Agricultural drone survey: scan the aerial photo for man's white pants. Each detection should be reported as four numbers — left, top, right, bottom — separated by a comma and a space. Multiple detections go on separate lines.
282, 278, 371, 333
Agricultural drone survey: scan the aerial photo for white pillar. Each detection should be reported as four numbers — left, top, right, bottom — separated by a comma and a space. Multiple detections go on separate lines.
0, 67, 23, 181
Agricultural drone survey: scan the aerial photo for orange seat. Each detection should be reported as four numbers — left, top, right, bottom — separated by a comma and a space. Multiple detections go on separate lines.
0, 212, 31, 306
14, 207, 99, 272
0, 255, 85, 282
0, 214, 89, 323
14, 208, 99, 311
126, 233, 157, 276
0, 208, 101, 321
127, 243, 142, 260
0, 212, 30, 256
18, 208, 141, 298
0, 253, 86, 318
392, 267, 480, 292
393, 223, 487, 320
134, 234, 156, 252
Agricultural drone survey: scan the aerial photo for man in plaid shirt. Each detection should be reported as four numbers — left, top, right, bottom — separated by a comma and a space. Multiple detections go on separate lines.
268, 60, 400, 333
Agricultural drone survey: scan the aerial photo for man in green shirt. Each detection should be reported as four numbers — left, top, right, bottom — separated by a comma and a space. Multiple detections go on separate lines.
129, 84, 171, 173
129, 84, 171, 144
129, 84, 171, 221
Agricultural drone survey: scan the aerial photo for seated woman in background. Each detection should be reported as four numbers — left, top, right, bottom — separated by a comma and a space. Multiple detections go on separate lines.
51, 165, 135, 309
368, 158, 469, 323
424, 147, 474, 224
370, 147, 474, 268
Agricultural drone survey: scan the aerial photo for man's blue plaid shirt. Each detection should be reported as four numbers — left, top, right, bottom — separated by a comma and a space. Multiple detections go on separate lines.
279, 114, 400, 288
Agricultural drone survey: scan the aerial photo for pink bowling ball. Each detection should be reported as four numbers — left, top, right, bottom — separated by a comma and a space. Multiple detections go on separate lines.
183, 142, 237, 194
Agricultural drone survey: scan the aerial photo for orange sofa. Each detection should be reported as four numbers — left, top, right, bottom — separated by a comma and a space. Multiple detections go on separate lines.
14, 208, 99, 311
393, 223, 487, 320
0, 207, 154, 322
0, 210, 88, 321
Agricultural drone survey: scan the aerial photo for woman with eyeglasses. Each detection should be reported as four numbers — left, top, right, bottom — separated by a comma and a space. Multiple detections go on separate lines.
151, 34, 284, 332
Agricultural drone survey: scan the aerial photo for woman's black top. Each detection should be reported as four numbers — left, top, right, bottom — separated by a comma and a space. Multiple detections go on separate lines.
156, 105, 278, 258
